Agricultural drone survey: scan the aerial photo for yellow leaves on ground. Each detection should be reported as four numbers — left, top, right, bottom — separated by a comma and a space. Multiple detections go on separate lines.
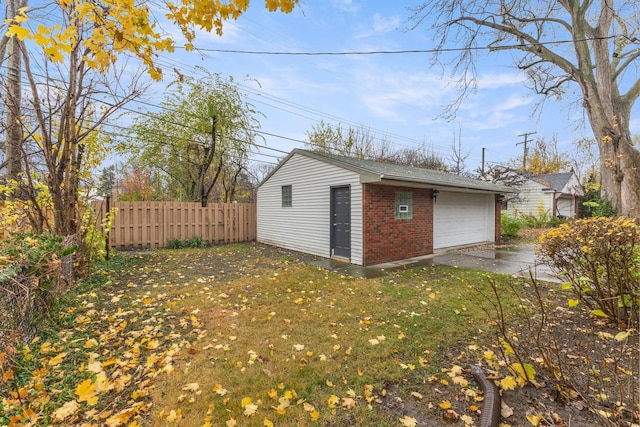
244, 403, 259, 417
47, 351, 66, 366
75, 378, 99, 405
500, 375, 518, 391
327, 394, 340, 409
526, 413, 543, 426
181, 382, 200, 392
439, 399, 452, 409
51, 399, 80, 422
399, 415, 418, 426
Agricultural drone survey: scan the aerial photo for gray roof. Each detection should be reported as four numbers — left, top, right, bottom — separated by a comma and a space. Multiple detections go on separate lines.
532, 173, 574, 191
261, 149, 514, 193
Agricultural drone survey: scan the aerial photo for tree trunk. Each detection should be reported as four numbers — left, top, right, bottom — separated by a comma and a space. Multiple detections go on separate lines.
5, 28, 22, 182
597, 129, 640, 217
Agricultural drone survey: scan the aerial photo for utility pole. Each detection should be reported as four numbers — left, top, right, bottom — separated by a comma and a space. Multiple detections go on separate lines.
481, 147, 486, 175
516, 132, 536, 171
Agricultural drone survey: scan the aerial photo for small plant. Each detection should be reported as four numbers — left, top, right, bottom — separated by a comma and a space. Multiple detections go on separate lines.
539, 216, 640, 328
500, 214, 522, 240
167, 238, 184, 249
185, 236, 206, 248
167, 236, 207, 249
477, 277, 639, 426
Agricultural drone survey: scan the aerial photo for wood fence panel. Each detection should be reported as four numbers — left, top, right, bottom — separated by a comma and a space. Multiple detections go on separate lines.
91, 201, 256, 249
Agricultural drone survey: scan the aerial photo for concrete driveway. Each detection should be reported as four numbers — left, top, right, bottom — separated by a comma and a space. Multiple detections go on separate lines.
355, 243, 561, 282
428, 243, 560, 282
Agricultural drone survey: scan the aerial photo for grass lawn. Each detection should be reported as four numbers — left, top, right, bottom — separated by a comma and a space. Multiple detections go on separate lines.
1, 243, 635, 426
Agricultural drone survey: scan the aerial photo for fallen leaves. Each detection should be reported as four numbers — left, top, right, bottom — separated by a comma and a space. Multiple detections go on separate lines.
399, 415, 418, 426
75, 378, 99, 405
4, 245, 631, 427
51, 400, 80, 422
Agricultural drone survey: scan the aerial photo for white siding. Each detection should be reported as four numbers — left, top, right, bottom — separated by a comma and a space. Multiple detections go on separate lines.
508, 180, 552, 216
257, 153, 364, 265
433, 192, 495, 249
556, 197, 575, 217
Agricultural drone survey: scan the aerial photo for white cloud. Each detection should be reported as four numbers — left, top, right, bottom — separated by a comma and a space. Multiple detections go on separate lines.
331, 0, 360, 13
372, 13, 401, 34
355, 13, 401, 38
349, 66, 458, 120
476, 72, 526, 89
460, 93, 532, 131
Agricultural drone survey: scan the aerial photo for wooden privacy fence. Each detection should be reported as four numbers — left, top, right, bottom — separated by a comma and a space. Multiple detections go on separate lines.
91, 201, 257, 250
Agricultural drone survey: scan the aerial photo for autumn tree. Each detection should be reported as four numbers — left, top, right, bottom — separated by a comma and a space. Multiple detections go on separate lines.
126, 73, 260, 206
1, 0, 298, 237
305, 120, 394, 160
411, 0, 640, 217
305, 121, 447, 169
116, 165, 165, 202
508, 135, 570, 174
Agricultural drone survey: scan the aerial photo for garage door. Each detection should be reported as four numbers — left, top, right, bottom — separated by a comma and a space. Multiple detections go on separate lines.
433, 192, 494, 249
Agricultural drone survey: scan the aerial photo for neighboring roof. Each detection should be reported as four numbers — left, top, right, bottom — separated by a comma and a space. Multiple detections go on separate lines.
260, 149, 515, 194
532, 173, 575, 191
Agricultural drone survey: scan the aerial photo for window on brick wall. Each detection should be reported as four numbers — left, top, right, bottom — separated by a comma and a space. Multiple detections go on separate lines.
282, 185, 292, 207
395, 191, 413, 219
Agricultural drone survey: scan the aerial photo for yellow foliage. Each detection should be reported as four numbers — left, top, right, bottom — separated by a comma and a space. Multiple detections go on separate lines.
6, 0, 298, 80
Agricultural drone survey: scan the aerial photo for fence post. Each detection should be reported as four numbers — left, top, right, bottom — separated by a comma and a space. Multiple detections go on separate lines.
105, 195, 110, 260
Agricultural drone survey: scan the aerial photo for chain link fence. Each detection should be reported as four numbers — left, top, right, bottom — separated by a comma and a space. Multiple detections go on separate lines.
0, 234, 74, 351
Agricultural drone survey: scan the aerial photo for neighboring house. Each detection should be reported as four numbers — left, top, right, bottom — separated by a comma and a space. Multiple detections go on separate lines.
507, 172, 584, 218
257, 149, 513, 266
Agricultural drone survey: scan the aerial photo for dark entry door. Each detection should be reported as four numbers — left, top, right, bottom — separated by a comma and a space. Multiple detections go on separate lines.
330, 186, 351, 259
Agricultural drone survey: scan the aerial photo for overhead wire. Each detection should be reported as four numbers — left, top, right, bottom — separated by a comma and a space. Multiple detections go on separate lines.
5, 11, 600, 168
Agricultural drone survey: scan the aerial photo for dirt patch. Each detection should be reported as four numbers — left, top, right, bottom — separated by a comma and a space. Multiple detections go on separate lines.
518, 227, 554, 241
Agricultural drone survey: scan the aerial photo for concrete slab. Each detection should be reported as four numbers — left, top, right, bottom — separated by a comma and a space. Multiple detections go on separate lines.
310, 243, 562, 282
430, 244, 560, 283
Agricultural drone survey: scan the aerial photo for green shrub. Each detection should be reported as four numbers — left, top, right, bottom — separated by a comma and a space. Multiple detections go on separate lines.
519, 211, 552, 228
167, 238, 184, 249
185, 236, 206, 248
167, 236, 207, 249
500, 214, 522, 240
539, 217, 640, 328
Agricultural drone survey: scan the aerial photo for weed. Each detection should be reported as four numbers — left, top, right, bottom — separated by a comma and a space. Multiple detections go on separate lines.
167, 237, 184, 249
500, 214, 523, 240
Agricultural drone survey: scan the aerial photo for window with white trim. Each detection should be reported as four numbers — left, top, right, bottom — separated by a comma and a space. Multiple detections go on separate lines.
282, 185, 292, 207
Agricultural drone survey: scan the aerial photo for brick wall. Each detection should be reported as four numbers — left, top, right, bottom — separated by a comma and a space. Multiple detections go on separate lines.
362, 184, 434, 265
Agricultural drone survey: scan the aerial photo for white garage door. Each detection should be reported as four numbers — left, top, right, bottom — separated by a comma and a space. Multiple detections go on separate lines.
433, 192, 494, 249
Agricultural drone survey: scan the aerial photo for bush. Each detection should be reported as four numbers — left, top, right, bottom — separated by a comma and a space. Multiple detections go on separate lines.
0, 232, 75, 348
185, 236, 206, 248
539, 217, 640, 328
500, 214, 522, 240
167, 237, 207, 249
167, 238, 184, 249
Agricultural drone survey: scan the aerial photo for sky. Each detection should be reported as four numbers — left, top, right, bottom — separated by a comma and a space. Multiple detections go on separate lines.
121, 0, 631, 174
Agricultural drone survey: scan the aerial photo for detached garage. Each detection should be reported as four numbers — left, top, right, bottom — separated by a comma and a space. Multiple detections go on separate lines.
257, 149, 512, 266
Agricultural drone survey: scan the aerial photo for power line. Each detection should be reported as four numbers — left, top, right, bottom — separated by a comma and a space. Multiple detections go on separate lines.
176, 36, 620, 56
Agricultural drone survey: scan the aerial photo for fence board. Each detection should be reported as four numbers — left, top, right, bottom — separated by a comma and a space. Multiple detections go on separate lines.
91, 201, 256, 249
